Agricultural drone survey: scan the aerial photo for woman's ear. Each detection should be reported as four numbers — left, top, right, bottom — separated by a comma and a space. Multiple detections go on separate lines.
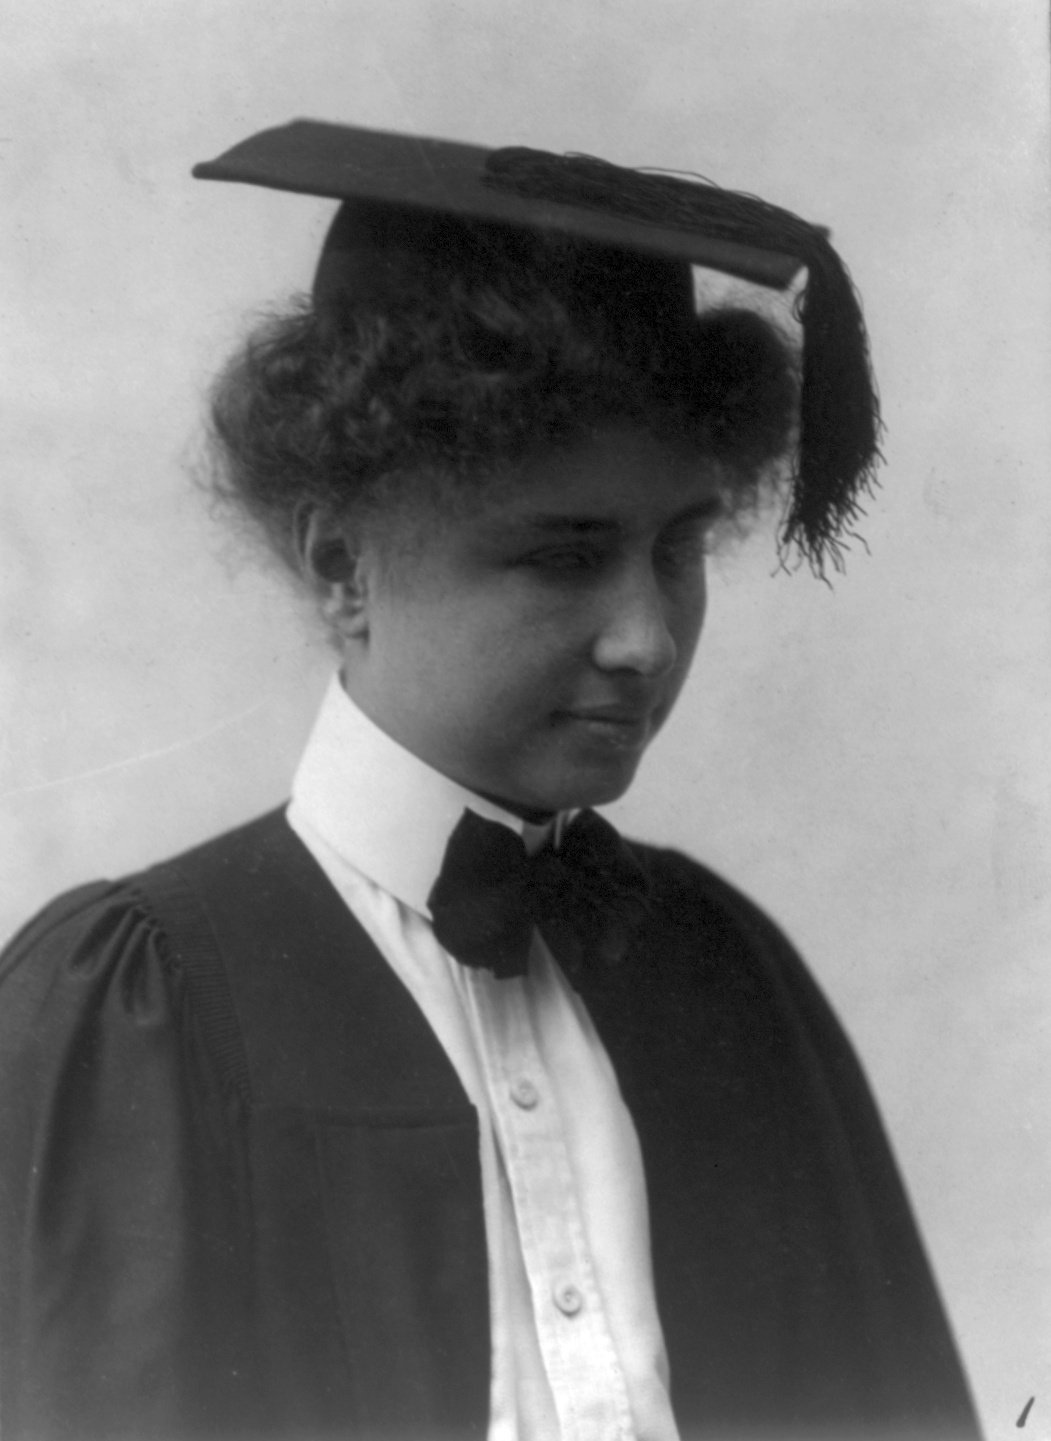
292, 504, 371, 639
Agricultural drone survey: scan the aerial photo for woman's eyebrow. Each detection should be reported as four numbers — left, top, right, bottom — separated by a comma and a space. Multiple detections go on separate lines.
664, 497, 725, 525
508, 498, 724, 537
477, 513, 621, 544
519, 516, 620, 535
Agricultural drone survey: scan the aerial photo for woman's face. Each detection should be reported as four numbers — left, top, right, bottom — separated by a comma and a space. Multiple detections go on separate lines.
339, 428, 722, 816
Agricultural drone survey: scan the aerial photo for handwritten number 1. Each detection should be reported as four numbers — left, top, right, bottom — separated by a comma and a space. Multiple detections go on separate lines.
1017, 1397, 1035, 1428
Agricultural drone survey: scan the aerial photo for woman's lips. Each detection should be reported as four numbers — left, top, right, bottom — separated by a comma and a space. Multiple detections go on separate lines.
560, 708, 653, 748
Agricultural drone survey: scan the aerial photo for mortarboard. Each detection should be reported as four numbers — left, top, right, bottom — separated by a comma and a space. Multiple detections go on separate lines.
194, 120, 880, 569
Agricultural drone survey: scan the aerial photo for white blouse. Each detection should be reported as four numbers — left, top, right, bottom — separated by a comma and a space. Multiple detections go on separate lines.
287, 675, 679, 1441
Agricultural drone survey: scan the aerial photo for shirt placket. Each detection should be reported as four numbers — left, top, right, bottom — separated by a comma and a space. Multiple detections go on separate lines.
472, 963, 635, 1441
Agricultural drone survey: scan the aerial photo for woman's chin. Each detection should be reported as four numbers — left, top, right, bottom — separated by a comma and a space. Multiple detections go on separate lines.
524, 755, 644, 815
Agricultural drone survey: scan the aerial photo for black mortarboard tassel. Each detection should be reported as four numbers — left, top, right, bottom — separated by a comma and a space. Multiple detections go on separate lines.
194, 120, 882, 571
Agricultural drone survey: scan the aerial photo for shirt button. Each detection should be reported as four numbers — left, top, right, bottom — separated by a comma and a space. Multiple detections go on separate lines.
510, 1078, 539, 1110
553, 1282, 583, 1317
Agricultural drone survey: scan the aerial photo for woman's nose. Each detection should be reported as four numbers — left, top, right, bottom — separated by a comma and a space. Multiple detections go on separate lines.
590, 567, 678, 677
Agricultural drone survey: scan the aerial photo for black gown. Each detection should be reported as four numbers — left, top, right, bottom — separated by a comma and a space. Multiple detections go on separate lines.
0, 809, 981, 1440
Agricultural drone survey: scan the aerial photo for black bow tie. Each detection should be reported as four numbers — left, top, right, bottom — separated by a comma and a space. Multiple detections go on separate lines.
427, 808, 652, 983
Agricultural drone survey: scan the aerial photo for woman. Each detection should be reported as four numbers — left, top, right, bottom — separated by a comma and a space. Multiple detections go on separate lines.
0, 120, 980, 1440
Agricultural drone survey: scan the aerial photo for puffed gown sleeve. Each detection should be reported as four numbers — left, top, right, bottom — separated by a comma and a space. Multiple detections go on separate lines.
0, 882, 260, 1441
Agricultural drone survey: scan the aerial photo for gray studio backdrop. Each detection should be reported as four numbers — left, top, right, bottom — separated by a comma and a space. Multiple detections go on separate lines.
2, 2, 1049, 1436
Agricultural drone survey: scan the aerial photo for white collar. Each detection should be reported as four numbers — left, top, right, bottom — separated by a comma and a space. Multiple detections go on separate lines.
290, 674, 558, 917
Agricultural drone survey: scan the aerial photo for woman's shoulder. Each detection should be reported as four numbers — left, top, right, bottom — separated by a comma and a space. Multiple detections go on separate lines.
1, 876, 169, 999
0, 808, 312, 1078
625, 837, 862, 1058
628, 837, 801, 964
0, 811, 270, 1021
1, 808, 296, 982
0, 874, 190, 1109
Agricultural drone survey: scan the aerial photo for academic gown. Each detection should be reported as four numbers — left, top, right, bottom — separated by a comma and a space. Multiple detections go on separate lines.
0, 809, 980, 1441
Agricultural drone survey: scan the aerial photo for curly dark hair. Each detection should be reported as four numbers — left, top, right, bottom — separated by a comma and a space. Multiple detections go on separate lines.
206, 219, 799, 571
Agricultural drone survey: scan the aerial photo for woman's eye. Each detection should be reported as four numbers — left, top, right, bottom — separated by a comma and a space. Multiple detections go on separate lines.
518, 546, 605, 573
654, 529, 710, 573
